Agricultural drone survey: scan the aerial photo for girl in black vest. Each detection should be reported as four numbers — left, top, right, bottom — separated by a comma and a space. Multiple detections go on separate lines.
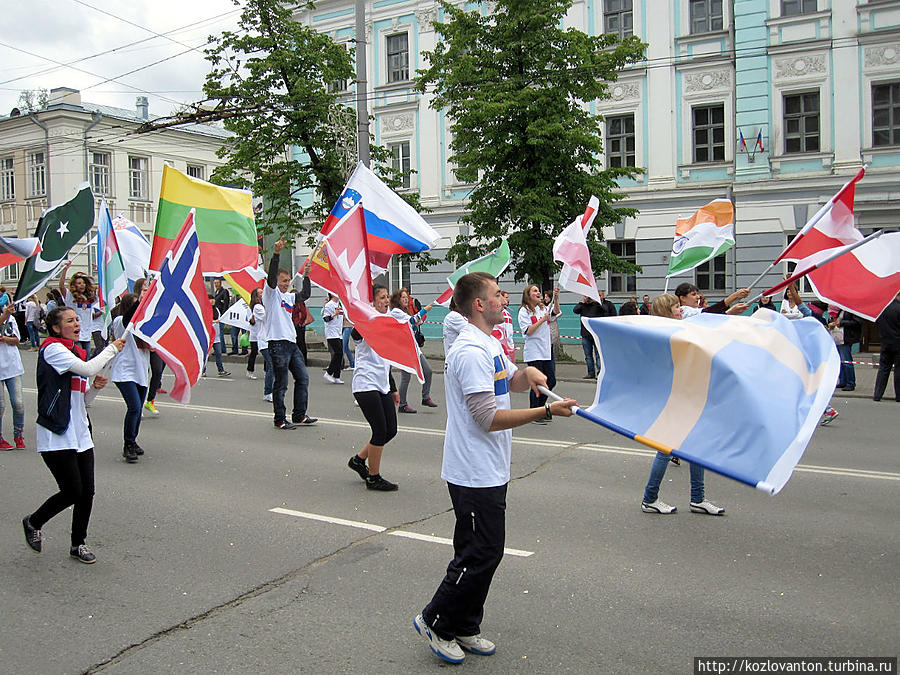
22, 307, 124, 564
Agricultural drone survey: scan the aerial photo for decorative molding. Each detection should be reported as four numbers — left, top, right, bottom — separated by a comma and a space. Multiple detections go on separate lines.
609, 82, 641, 102
416, 8, 436, 32
381, 112, 415, 134
683, 69, 731, 94
864, 44, 900, 70
773, 55, 826, 81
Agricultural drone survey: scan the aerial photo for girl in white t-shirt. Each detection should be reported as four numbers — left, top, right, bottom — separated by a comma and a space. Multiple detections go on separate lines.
0, 304, 25, 448
322, 294, 345, 384
59, 263, 100, 352
517, 284, 559, 414
347, 285, 401, 491
111, 293, 152, 463
22, 306, 124, 564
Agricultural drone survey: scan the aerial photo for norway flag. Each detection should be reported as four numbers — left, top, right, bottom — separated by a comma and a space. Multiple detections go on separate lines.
320, 162, 440, 274
130, 210, 214, 403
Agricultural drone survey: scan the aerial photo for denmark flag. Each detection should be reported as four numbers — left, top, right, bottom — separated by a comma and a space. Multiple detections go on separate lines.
553, 196, 601, 301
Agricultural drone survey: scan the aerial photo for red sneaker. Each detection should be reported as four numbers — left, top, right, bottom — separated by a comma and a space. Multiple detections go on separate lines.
14, 437, 25, 449
0, 439, 13, 450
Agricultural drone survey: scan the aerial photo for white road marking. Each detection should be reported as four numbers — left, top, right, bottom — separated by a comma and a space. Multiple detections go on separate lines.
269, 507, 535, 557
64, 394, 900, 484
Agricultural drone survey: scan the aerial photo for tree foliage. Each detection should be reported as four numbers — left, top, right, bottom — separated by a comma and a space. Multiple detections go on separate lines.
17, 89, 49, 113
416, 0, 646, 285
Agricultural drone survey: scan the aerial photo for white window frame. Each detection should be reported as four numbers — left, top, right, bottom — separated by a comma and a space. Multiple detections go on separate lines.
28, 151, 46, 198
783, 90, 820, 154
605, 114, 636, 168
607, 239, 637, 294
129, 155, 149, 200
386, 32, 410, 84
695, 254, 727, 292
389, 141, 412, 189
604, 0, 633, 39
89, 150, 111, 196
2, 263, 18, 282
0, 157, 14, 202
186, 164, 205, 180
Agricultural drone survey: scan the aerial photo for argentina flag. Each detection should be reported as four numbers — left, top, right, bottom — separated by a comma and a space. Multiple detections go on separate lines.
583, 310, 839, 494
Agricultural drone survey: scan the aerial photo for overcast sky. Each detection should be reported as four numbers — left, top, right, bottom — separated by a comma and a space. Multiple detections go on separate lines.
0, 0, 242, 119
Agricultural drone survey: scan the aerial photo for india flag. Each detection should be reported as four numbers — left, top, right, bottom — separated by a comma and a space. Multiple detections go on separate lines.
151, 165, 258, 275
666, 199, 734, 278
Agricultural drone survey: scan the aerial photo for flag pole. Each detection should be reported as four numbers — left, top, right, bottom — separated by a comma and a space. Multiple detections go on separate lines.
745, 262, 774, 292
538, 386, 675, 455
747, 229, 885, 305
663, 276, 670, 294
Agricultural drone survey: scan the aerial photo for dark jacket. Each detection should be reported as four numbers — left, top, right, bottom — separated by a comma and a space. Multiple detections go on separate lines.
36, 341, 83, 434
573, 299, 617, 338
876, 299, 900, 348
839, 312, 862, 345
618, 300, 639, 316
214, 286, 230, 316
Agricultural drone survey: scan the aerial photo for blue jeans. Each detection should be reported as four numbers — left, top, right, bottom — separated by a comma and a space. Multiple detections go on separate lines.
642, 451, 705, 504
261, 347, 274, 396
27, 321, 40, 348
218, 324, 227, 353
231, 326, 240, 353
581, 335, 600, 377
0, 375, 25, 439
342, 326, 355, 368
836, 343, 855, 388
206, 340, 225, 373
269, 340, 309, 424
114, 381, 147, 444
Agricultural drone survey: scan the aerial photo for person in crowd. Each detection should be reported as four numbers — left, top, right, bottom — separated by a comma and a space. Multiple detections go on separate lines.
250, 287, 274, 401
780, 282, 805, 320
204, 294, 231, 378
518, 285, 559, 417
542, 289, 562, 357
619, 296, 640, 316
0, 285, 10, 311
0, 303, 25, 449
341, 315, 355, 370
873, 291, 900, 402
22, 306, 124, 564
45, 291, 59, 315
754, 295, 778, 312
88, 281, 107, 352
443, 297, 469, 357
414, 272, 576, 664
131, 278, 166, 418
291, 272, 312, 363
213, 278, 230, 354
391, 287, 436, 413
25, 295, 42, 350
322, 293, 345, 384
834, 309, 861, 392
265, 238, 316, 429
490, 289, 516, 361
639, 293, 725, 516
572, 292, 615, 380
347, 284, 402, 492
59, 263, 99, 352
246, 287, 262, 381
110, 293, 151, 463
639, 294, 652, 316
675, 282, 749, 318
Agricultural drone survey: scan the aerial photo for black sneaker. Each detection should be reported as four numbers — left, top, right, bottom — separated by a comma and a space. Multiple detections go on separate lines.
123, 443, 139, 463
70, 544, 97, 564
366, 474, 398, 491
348, 455, 369, 480
421, 398, 438, 408
133, 443, 144, 456
23, 516, 41, 553
293, 415, 318, 426
275, 420, 297, 430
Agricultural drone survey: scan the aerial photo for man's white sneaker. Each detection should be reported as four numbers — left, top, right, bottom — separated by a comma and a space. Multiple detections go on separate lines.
323, 373, 337, 384
690, 500, 725, 515
263, 393, 273, 402
456, 633, 496, 656
246, 371, 258, 380
333, 377, 345, 385
413, 614, 465, 664
641, 500, 677, 514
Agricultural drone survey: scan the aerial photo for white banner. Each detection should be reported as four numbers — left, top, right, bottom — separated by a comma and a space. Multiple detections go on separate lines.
219, 299, 251, 331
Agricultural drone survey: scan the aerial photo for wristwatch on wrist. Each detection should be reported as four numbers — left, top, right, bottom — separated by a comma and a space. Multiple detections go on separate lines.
544, 403, 552, 420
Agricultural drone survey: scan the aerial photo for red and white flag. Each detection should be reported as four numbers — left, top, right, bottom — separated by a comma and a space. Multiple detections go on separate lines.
0, 236, 40, 269
310, 202, 424, 382
775, 167, 865, 263
554, 196, 601, 301
765, 231, 900, 321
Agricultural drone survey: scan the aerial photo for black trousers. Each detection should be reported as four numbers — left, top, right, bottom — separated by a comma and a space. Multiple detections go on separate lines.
326, 338, 343, 378
527, 359, 556, 407
148, 351, 165, 401
422, 482, 507, 640
30, 448, 95, 547
873, 344, 900, 401
247, 341, 259, 372
354, 390, 397, 446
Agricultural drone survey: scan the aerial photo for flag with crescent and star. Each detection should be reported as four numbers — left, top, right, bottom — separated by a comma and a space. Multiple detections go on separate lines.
15, 182, 96, 301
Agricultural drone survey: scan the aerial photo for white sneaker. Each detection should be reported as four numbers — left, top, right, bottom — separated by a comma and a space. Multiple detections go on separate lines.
641, 500, 677, 514
456, 633, 496, 656
690, 500, 725, 515
413, 614, 465, 664
264, 393, 273, 402
333, 377, 345, 385
323, 373, 336, 384
246, 372, 258, 380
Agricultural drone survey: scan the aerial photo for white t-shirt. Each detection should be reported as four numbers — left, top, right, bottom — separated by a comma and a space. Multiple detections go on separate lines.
262, 283, 296, 342
780, 299, 803, 320
249, 304, 266, 347
25, 300, 40, 323
351, 333, 393, 394
0, 318, 24, 380
442, 310, 469, 355
110, 316, 150, 386
64, 290, 98, 342
322, 299, 343, 339
518, 305, 553, 362
441, 323, 518, 488
36, 342, 94, 452
681, 305, 702, 319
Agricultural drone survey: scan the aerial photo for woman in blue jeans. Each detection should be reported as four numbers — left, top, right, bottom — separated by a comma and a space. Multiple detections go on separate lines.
111, 293, 151, 463
639, 294, 724, 516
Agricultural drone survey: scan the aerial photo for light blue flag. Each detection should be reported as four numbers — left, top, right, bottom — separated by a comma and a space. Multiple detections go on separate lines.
583, 310, 839, 494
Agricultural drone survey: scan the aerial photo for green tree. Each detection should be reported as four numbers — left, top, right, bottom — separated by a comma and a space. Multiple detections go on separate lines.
201, 0, 416, 245
17, 88, 49, 113
416, 0, 646, 286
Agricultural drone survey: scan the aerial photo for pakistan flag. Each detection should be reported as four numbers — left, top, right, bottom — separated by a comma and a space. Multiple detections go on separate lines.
15, 182, 95, 301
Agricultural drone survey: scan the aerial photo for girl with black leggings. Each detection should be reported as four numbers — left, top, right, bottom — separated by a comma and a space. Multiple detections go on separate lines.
22, 307, 124, 563
346, 285, 400, 491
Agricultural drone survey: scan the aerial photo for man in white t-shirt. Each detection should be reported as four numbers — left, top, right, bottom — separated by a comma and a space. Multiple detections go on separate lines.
414, 272, 576, 665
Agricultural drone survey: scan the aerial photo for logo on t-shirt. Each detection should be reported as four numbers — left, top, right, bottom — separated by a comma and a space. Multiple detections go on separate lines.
493, 355, 509, 396
280, 298, 294, 314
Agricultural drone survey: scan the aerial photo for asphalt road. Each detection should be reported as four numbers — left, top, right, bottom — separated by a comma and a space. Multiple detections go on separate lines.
1, 351, 897, 674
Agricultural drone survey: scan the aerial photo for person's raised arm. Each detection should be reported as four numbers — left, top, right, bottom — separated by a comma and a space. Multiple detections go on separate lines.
58, 261, 71, 296
267, 238, 285, 289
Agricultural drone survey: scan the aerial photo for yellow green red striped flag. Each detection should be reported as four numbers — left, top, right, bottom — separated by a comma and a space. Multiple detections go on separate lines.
151, 165, 258, 274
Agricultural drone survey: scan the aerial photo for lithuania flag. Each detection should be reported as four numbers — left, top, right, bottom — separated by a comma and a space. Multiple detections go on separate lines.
151, 165, 257, 275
